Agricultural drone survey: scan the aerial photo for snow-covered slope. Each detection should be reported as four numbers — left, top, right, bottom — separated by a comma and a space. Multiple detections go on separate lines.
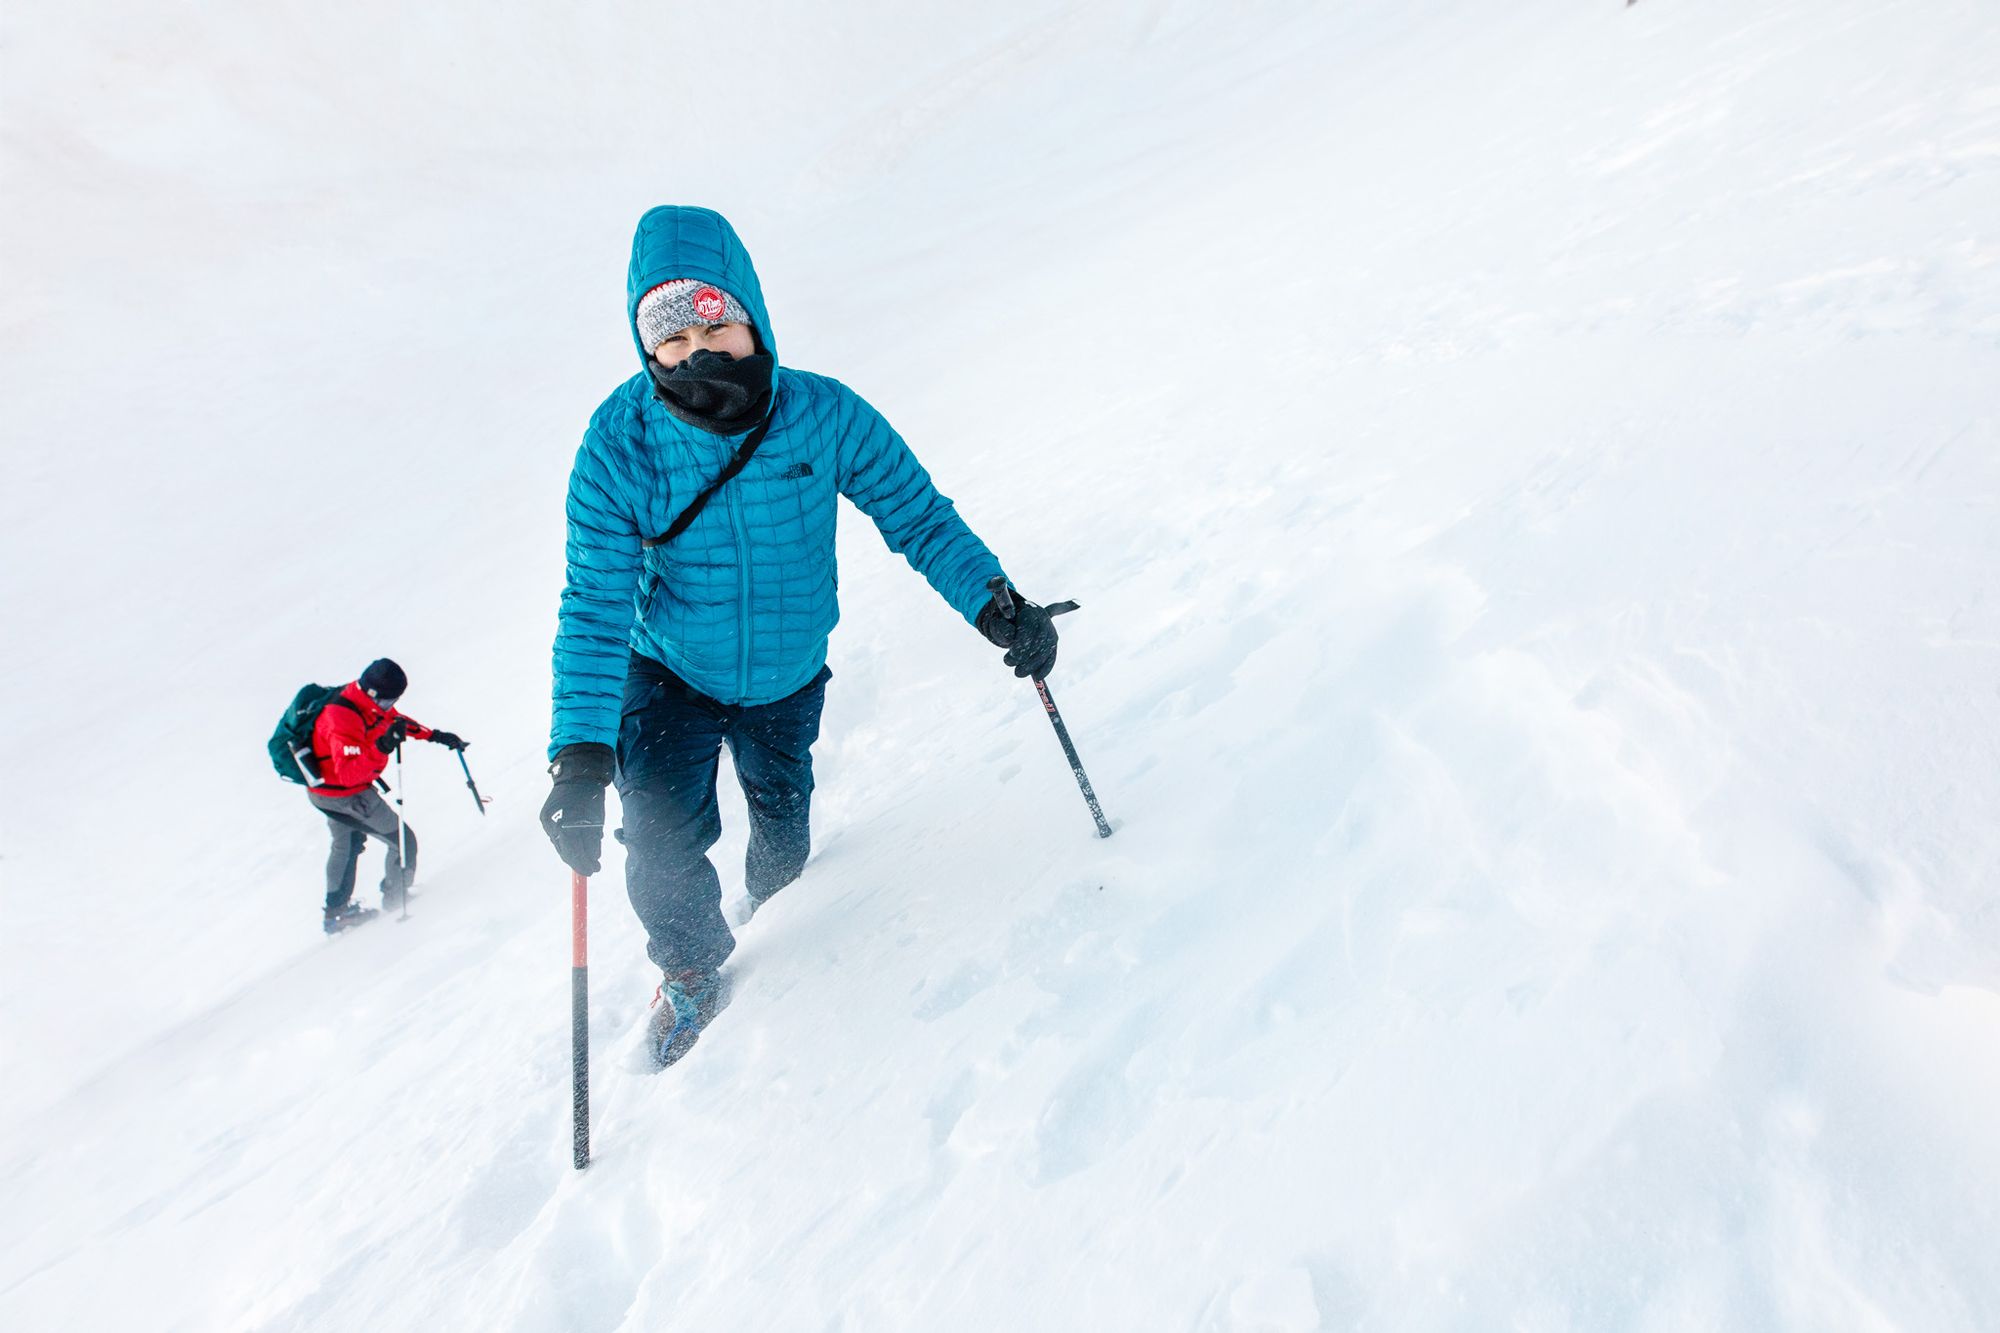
5, 1, 2000, 1328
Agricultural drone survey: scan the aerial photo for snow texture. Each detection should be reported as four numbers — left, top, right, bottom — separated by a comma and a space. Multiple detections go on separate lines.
3, 1, 1999, 1329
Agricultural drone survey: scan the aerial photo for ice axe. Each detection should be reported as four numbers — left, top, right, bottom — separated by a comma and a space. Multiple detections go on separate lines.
987, 576, 1113, 839
456, 749, 490, 815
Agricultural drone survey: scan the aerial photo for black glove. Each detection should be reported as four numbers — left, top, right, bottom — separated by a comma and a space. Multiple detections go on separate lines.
428, 731, 467, 751
540, 743, 615, 876
375, 717, 410, 754
976, 581, 1077, 681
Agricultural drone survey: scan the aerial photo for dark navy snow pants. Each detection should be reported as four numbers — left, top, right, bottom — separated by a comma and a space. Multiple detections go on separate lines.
616, 653, 829, 977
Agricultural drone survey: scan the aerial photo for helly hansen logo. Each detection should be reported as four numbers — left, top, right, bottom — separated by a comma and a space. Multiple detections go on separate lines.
778, 462, 813, 479
343, 745, 362, 757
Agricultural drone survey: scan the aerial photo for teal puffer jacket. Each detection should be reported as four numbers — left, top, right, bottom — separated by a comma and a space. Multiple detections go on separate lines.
549, 206, 1003, 756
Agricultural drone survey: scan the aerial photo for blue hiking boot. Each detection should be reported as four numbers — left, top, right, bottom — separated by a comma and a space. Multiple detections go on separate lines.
648, 969, 729, 1069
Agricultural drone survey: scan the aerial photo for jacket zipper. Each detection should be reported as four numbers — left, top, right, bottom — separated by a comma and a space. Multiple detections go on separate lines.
728, 474, 752, 699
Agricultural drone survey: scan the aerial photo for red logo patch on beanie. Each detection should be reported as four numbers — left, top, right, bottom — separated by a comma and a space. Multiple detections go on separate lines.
692, 286, 727, 322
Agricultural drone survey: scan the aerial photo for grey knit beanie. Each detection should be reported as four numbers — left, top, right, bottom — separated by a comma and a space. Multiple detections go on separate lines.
636, 280, 753, 354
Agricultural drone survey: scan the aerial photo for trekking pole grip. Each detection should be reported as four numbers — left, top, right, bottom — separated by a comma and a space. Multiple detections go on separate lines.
571, 870, 590, 1169
987, 574, 1016, 618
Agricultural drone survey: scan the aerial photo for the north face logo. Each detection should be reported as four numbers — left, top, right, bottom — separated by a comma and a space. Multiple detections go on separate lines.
693, 286, 727, 322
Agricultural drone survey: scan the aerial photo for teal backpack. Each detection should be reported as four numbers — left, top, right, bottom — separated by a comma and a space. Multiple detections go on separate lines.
268, 684, 360, 785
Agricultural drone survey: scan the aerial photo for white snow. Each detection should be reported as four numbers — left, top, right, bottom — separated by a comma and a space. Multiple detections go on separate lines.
4, 0, 2000, 1328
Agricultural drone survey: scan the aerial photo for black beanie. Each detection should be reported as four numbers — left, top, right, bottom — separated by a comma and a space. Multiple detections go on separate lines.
359, 658, 408, 701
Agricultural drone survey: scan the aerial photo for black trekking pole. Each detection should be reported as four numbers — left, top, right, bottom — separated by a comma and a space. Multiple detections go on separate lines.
1033, 675, 1113, 839
456, 749, 490, 815
988, 576, 1113, 839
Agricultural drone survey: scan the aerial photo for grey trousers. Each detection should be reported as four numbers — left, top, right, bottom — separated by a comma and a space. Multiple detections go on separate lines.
308, 788, 417, 911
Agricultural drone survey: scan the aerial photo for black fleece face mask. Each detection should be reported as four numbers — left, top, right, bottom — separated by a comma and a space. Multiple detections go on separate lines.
647, 348, 774, 434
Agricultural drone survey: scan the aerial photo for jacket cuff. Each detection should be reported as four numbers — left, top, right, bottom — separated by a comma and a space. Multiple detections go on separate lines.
958, 566, 1006, 625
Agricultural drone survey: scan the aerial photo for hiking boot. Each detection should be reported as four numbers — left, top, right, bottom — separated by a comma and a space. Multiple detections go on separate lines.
648, 969, 729, 1069
323, 901, 379, 935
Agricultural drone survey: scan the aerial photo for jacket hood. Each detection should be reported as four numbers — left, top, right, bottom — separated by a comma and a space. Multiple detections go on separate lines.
626, 206, 777, 376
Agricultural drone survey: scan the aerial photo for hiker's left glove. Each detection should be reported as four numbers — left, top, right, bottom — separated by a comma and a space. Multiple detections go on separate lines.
976, 584, 1076, 681
429, 731, 468, 751
375, 717, 410, 753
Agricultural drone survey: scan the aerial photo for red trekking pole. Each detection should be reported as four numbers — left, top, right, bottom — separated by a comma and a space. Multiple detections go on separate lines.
571, 870, 590, 1170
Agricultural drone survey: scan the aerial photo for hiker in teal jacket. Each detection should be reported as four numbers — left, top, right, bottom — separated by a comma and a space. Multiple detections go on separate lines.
540, 206, 1067, 1066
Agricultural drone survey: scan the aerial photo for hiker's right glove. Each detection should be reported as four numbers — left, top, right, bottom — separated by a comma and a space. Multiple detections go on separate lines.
976, 584, 1077, 682
541, 743, 615, 876
375, 717, 410, 753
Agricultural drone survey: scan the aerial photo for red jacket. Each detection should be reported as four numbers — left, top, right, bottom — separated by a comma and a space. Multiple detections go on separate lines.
310, 681, 433, 797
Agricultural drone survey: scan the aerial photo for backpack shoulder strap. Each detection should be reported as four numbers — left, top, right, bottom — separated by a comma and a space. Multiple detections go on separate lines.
313, 692, 364, 745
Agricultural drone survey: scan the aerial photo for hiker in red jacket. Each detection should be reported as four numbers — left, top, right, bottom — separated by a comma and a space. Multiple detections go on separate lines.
309, 658, 466, 932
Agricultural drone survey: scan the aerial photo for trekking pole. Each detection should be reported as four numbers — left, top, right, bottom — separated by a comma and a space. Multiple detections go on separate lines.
456, 750, 490, 815
987, 576, 1113, 839
394, 742, 411, 920
1033, 676, 1112, 838
571, 870, 590, 1169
